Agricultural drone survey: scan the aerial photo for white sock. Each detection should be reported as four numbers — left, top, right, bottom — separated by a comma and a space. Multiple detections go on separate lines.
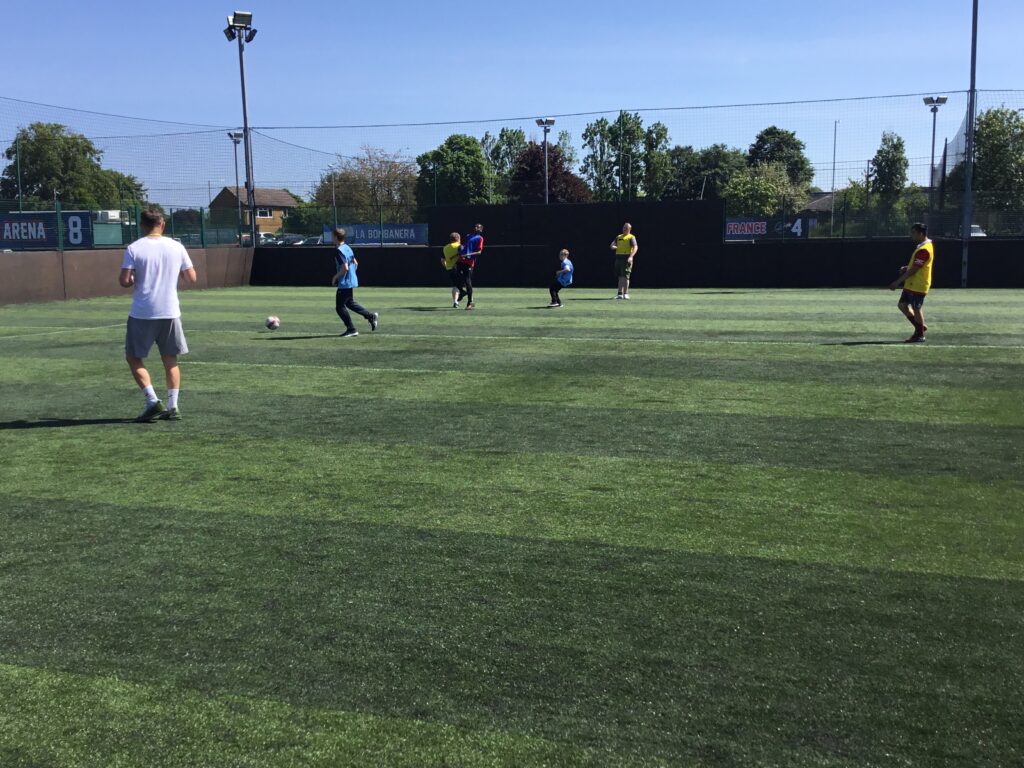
167, 389, 179, 410
142, 385, 158, 404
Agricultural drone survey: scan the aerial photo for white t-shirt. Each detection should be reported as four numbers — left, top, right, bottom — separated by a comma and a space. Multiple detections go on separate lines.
122, 236, 194, 319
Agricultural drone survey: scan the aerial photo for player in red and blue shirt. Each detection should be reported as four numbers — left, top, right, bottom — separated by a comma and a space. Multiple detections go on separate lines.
455, 223, 484, 309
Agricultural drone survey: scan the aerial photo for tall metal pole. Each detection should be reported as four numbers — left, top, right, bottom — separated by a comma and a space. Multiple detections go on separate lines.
237, 33, 257, 246
16, 135, 23, 212
331, 171, 337, 228
960, 0, 979, 288
830, 120, 838, 237
929, 105, 939, 226
543, 125, 550, 205
231, 135, 242, 245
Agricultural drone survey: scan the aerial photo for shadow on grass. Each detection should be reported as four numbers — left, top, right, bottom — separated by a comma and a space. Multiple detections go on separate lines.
401, 307, 453, 312
259, 334, 346, 341
0, 417, 134, 430
821, 340, 904, 346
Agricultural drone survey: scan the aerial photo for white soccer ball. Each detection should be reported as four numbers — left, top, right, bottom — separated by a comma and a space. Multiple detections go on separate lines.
265, 315, 280, 330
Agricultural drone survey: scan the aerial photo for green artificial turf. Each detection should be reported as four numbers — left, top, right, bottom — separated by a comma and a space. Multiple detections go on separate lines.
1, 286, 1022, 767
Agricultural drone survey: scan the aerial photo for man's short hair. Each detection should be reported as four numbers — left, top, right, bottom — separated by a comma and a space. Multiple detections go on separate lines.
450, 232, 460, 241
140, 209, 164, 231
912, 222, 927, 235
474, 223, 484, 231
333, 227, 346, 242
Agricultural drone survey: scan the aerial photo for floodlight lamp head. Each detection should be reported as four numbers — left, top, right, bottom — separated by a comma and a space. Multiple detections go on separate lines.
245, 28, 257, 42
230, 10, 253, 27
223, 25, 237, 41
536, 118, 556, 128
936, 96, 948, 105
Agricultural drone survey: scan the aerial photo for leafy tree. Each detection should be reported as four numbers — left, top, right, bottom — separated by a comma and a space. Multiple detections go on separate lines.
481, 128, 527, 201
747, 126, 814, 187
662, 144, 747, 200
581, 111, 646, 201
722, 162, 808, 216
973, 106, 1024, 213
556, 130, 577, 171
416, 134, 495, 208
0, 122, 150, 209
506, 143, 592, 204
642, 122, 671, 199
581, 118, 615, 201
868, 131, 909, 227
282, 199, 329, 234
313, 146, 417, 223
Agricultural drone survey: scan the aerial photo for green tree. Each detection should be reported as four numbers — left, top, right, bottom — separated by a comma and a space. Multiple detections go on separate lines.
973, 106, 1024, 214
507, 143, 592, 204
313, 147, 417, 223
663, 144, 747, 200
642, 122, 671, 199
556, 130, 577, 171
722, 162, 808, 216
869, 131, 909, 228
282, 199, 329, 234
1, 122, 126, 208
747, 126, 814, 187
480, 128, 527, 202
416, 134, 495, 208
581, 118, 615, 201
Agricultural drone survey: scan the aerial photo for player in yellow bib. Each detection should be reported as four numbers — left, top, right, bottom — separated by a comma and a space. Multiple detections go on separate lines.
889, 223, 934, 343
441, 232, 462, 308
610, 222, 638, 299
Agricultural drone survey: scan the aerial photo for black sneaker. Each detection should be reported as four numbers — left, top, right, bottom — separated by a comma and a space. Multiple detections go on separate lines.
159, 407, 181, 421
135, 400, 165, 423
369, 312, 379, 331
341, 329, 359, 338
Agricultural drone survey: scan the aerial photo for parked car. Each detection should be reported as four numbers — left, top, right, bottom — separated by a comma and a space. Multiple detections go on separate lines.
970, 224, 987, 238
297, 236, 324, 245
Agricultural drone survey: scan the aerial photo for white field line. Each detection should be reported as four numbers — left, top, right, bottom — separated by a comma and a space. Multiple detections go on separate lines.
196, 329, 1024, 350
0, 323, 122, 341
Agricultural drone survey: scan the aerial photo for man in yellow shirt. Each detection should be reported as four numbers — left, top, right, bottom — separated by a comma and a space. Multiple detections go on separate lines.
441, 232, 462, 308
889, 223, 934, 343
610, 222, 638, 299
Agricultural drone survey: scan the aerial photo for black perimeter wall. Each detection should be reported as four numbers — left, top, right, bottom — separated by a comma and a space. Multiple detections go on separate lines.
251, 201, 1024, 288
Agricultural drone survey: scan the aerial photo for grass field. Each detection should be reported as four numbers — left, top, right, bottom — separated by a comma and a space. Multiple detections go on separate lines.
1, 286, 1023, 767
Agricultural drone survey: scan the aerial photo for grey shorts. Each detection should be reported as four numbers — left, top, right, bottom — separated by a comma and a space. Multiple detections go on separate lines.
125, 317, 189, 358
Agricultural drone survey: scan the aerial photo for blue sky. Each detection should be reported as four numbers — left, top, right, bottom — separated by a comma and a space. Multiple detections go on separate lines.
1, 0, 1021, 206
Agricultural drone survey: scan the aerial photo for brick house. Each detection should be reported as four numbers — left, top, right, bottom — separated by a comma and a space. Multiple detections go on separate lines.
209, 187, 300, 234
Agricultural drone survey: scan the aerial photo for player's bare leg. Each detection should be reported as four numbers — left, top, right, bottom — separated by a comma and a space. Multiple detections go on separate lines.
127, 356, 151, 388
161, 355, 180, 390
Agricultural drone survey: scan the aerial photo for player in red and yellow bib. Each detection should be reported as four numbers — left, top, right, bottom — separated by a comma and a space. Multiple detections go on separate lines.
889, 223, 934, 343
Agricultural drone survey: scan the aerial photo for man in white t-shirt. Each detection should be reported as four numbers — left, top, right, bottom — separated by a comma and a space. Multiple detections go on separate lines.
119, 209, 197, 422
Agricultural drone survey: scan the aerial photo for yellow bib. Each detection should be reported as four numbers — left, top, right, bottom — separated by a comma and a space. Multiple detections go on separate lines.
615, 234, 636, 256
905, 240, 934, 294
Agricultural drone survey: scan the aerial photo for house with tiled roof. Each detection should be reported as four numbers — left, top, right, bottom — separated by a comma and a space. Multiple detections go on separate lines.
209, 187, 301, 234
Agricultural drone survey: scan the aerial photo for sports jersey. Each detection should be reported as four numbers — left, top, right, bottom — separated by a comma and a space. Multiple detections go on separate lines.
335, 243, 358, 289
442, 241, 461, 270
558, 258, 574, 287
614, 233, 636, 256
459, 233, 484, 266
904, 239, 934, 295
121, 235, 193, 319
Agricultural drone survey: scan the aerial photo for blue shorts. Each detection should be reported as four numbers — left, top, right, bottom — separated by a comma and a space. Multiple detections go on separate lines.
899, 290, 926, 309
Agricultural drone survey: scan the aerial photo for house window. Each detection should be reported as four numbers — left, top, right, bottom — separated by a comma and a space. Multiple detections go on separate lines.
256, 207, 272, 219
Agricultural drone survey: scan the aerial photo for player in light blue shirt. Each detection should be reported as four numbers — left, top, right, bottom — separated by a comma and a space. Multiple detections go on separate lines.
331, 227, 379, 337
548, 249, 573, 308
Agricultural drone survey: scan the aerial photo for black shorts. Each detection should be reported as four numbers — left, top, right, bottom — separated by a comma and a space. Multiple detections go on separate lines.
447, 268, 460, 287
899, 290, 926, 309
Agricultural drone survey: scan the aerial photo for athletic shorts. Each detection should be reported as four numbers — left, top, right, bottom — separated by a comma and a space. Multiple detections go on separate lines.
899, 290, 926, 309
125, 317, 189, 358
447, 268, 460, 287
615, 256, 632, 279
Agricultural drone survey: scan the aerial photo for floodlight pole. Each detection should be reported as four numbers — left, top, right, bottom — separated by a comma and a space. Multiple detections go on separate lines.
229, 132, 243, 245
537, 118, 555, 205
16, 135, 24, 212
961, 0, 978, 288
830, 120, 838, 237
923, 98, 945, 228
230, 20, 257, 246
